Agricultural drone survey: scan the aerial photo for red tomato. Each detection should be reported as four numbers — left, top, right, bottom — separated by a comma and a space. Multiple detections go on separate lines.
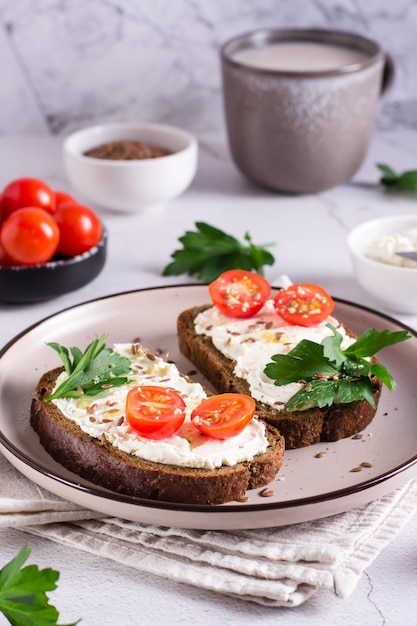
55, 190, 76, 207
0, 240, 14, 267
125, 386, 186, 440
0, 207, 59, 265
191, 393, 256, 440
54, 202, 102, 256
2, 178, 56, 218
208, 269, 271, 318
273, 283, 334, 327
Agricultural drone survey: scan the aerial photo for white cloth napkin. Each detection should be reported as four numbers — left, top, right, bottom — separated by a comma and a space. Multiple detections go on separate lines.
1, 453, 416, 607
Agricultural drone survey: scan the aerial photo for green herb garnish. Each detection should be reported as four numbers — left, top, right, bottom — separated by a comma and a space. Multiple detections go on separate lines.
377, 163, 417, 194
0, 545, 79, 625
45, 334, 132, 402
264, 325, 410, 410
162, 222, 275, 282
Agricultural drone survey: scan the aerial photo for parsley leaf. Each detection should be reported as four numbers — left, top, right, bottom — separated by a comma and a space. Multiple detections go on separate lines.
342, 327, 410, 358
377, 163, 417, 194
45, 334, 132, 402
0, 545, 79, 625
162, 222, 275, 282
283, 378, 376, 410
264, 325, 411, 410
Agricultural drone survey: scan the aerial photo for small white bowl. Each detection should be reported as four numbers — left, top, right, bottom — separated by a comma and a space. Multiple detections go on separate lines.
63, 122, 198, 212
347, 215, 417, 315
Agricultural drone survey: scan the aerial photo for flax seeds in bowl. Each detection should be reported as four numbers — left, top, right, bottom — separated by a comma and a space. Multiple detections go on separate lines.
84, 140, 171, 161
63, 122, 198, 212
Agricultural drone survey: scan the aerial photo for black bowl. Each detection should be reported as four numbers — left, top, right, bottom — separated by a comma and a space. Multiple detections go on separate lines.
0, 230, 107, 303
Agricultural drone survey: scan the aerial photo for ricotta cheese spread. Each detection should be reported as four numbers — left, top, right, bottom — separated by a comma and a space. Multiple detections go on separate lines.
51, 343, 268, 470
194, 300, 356, 410
365, 228, 417, 268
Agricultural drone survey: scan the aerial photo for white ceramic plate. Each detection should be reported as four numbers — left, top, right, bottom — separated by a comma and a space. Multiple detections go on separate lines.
1, 285, 416, 530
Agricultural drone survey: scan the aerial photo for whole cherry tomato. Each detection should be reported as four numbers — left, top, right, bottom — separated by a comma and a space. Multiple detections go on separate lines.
126, 386, 186, 440
273, 283, 334, 327
54, 190, 76, 207
54, 202, 102, 257
2, 178, 56, 219
208, 269, 271, 318
0, 240, 14, 267
191, 393, 256, 440
0, 207, 59, 265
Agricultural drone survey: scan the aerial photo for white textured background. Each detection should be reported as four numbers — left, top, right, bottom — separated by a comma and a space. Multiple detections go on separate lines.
0, 0, 416, 136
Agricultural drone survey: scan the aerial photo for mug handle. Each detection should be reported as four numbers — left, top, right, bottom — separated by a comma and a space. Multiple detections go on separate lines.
381, 53, 395, 94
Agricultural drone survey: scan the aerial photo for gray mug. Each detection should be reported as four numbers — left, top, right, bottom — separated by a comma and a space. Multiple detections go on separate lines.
220, 28, 393, 194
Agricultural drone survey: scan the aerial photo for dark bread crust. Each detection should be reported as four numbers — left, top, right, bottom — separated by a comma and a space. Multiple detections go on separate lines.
31, 367, 285, 506
177, 306, 382, 449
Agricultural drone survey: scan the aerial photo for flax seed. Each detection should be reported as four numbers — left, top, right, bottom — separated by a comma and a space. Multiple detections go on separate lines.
84, 140, 171, 160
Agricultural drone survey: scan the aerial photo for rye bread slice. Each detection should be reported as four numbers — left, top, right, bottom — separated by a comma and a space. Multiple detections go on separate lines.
177, 305, 382, 449
30, 367, 285, 506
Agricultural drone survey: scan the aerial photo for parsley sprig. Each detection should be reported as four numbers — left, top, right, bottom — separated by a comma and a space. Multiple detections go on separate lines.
162, 222, 275, 282
0, 545, 79, 625
264, 325, 410, 410
377, 163, 417, 194
45, 334, 132, 402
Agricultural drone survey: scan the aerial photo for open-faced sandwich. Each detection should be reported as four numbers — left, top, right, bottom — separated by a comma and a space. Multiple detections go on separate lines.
31, 271, 408, 505
177, 270, 410, 449
31, 337, 284, 505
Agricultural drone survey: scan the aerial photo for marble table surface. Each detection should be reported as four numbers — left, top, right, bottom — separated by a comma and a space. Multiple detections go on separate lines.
0, 130, 416, 625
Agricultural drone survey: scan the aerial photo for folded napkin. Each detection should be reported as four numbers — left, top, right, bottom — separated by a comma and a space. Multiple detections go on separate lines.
1, 452, 416, 608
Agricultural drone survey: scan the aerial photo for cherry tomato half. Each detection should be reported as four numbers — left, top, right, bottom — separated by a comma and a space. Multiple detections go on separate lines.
191, 393, 256, 440
55, 190, 76, 207
273, 283, 334, 327
0, 207, 59, 265
125, 386, 186, 440
208, 269, 271, 318
54, 202, 102, 257
2, 178, 56, 219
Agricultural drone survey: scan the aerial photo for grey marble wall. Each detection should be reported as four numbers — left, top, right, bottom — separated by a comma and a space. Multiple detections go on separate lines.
0, 0, 416, 136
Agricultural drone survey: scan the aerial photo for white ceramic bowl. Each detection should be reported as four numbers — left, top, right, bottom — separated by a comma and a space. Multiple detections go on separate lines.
62, 122, 198, 212
347, 214, 417, 315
